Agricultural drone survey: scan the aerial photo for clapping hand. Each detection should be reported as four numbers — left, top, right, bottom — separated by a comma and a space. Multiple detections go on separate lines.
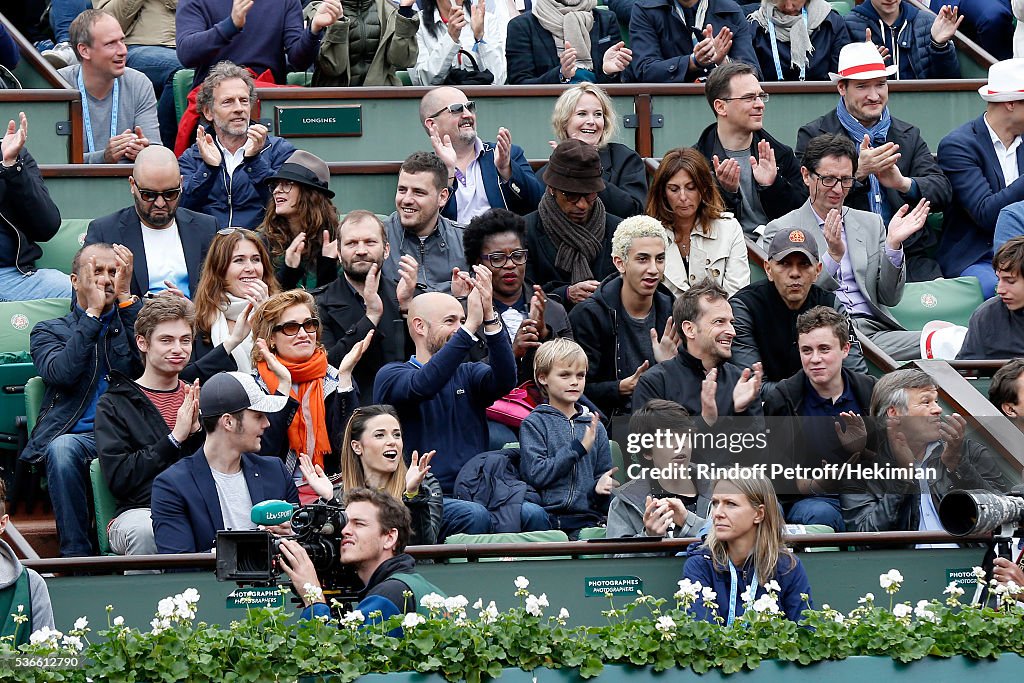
732, 362, 762, 413
602, 41, 632, 76
406, 450, 435, 495
651, 316, 679, 363
1, 112, 28, 166
885, 198, 930, 250
712, 155, 741, 194
299, 452, 336, 500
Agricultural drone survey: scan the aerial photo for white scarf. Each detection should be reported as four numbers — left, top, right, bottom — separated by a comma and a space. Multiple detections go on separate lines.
1014, 0, 1024, 58
211, 293, 254, 373
533, 0, 598, 71
749, 0, 831, 72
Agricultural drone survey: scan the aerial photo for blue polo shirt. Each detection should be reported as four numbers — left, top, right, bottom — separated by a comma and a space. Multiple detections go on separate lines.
799, 370, 864, 466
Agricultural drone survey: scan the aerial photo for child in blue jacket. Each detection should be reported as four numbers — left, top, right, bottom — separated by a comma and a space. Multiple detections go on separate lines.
519, 338, 618, 537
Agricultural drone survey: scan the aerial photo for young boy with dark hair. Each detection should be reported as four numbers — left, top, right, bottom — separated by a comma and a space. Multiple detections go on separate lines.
519, 338, 618, 537
957, 236, 1024, 359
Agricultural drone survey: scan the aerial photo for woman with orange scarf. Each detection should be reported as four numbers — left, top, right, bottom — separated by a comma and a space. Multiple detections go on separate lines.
250, 290, 372, 484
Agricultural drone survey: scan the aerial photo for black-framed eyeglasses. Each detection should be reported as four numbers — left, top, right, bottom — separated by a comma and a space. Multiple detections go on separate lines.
134, 182, 182, 203
558, 190, 598, 204
270, 180, 295, 193
483, 249, 529, 268
273, 317, 321, 336
427, 101, 476, 119
720, 92, 770, 104
812, 173, 856, 189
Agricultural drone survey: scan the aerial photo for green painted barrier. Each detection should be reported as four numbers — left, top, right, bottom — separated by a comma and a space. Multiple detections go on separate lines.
0, 98, 74, 164
42, 174, 130, 220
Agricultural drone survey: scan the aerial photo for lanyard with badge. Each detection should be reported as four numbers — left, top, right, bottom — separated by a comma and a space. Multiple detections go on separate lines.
767, 8, 808, 81
78, 68, 119, 154
727, 560, 758, 626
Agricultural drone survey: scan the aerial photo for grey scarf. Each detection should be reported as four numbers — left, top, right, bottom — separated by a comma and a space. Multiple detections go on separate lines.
533, 0, 598, 71
538, 192, 607, 283
749, 0, 831, 73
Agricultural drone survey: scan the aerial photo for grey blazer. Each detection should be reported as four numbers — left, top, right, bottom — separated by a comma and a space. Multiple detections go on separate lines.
760, 201, 906, 330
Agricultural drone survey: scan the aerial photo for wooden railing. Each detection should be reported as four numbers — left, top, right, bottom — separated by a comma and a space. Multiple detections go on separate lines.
0, 12, 72, 90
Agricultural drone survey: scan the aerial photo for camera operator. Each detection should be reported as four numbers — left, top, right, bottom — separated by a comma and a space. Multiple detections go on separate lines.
279, 487, 444, 628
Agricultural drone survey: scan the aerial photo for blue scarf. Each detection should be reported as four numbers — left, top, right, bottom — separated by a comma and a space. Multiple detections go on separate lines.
835, 98, 892, 223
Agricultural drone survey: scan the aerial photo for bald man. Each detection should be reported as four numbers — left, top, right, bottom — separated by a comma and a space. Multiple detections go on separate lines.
373, 268, 527, 538
86, 145, 217, 298
419, 86, 543, 225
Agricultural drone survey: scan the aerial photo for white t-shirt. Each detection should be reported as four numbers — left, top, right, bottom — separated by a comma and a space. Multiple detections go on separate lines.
140, 220, 190, 296
210, 467, 255, 531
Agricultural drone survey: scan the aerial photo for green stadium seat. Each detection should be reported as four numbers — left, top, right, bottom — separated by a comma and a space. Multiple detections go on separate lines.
444, 530, 571, 561
36, 219, 89, 275
397, 70, 412, 86
24, 375, 43, 435
889, 276, 983, 331
286, 71, 313, 86
173, 68, 196, 122
829, 0, 853, 14
89, 458, 118, 556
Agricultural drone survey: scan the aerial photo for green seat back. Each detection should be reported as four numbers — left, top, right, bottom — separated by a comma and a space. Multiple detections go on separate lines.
286, 71, 313, 86
397, 70, 412, 86
24, 375, 44, 434
89, 458, 118, 556
829, 0, 853, 14
444, 530, 571, 561
0, 298, 72, 354
577, 526, 606, 540
889, 276, 984, 331
35, 219, 89, 275
174, 68, 196, 122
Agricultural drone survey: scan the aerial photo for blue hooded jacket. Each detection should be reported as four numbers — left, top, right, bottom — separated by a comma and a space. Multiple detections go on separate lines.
845, 1, 960, 80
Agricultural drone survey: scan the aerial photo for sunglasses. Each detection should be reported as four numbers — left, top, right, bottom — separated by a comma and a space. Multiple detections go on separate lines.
134, 184, 182, 203
273, 317, 321, 336
483, 249, 529, 268
428, 101, 476, 119
558, 190, 598, 204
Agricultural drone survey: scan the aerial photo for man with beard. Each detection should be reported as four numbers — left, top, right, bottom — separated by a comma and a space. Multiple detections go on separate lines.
178, 62, 296, 229
87, 145, 216, 298
382, 151, 468, 294
634, 279, 763, 421
420, 86, 543, 225
797, 42, 952, 281
315, 211, 417, 404
373, 268, 517, 537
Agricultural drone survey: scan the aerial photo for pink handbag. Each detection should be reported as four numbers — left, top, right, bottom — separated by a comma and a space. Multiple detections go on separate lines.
486, 381, 539, 428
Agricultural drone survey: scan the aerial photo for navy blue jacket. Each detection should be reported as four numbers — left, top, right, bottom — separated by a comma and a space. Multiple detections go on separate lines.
85, 207, 217, 298
937, 115, 1024, 277
523, 209, 621, 307
683, 543, 813, 623
0, 150, 62, 272
22, 300, 144, 464
440, 141, 544, 221
373, 326, 517, 493
505, 9, 624, 85
454, 448, 537, 533
178, 126, 297, 229
844, 1, 959, 80
150, 448, 300, 554
627, 0, 760, 83
750, 9, 850, 81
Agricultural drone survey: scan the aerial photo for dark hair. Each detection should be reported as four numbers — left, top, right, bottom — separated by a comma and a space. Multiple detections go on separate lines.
343, 487, 413, 554
339, 210, 387, 244
0, 477, 6, 517
69, 9, 114, 60
463, 208, 526, 267
705, 62, 758, 110
795, 306, 850, 348
201, 408, 246, 435
993, 236, 1024, 276
990, 359, 1024, 412
71, 242, 114, 276
418, 0, 473, 37
400, 151, 449, 193
646, 147, 725, 235
801, 133, 859, 177
629, 400, 692, 461
673, 278, 729, 334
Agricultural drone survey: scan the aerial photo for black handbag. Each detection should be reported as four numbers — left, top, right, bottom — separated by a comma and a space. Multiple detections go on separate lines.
443, 49, 495, 86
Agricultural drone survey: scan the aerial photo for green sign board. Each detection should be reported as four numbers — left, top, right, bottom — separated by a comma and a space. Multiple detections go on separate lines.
945, 567, 979, 590
584, 575, 643, 597
226, 587, 285, 609
275, 105, 362, 137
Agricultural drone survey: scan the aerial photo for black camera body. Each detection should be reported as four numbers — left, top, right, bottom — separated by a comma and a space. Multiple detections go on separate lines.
216, 502, 362, 603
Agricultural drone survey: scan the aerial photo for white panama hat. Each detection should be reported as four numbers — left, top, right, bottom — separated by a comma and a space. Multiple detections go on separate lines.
829, 41, 898, 83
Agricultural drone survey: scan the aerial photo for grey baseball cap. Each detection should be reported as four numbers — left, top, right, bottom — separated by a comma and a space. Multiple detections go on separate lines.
199, 372, 288, 417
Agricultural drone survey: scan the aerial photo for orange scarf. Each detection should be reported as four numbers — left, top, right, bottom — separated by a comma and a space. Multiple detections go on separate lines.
257, 348, 332, 468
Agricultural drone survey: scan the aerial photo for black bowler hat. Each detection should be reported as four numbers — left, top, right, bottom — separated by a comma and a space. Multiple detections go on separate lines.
267, 150, 335, 198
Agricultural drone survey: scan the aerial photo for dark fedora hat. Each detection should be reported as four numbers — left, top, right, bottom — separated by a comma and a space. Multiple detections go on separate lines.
267, 150, 335, 198
543, 139, 605, 194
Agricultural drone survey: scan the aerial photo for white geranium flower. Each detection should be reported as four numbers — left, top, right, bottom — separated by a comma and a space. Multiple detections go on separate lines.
764, 580, 781, 593
402, 613, 426, 629
674, 578, 701, 601
472, 598, 484, 610
443, 595, 469, 614
150, 617, 170, 634
29, 626, 63, 646
525, 594, 546, 617
879, 569, 904, 593
61, 634, 84, 652
73, 616, 88, 631
157, 597, 176, 618
558, 608, 570, 620
701, 587, 718, 605
972, 566, 987, 582
480, 601, 500, 624
832, 611, 845, 624
858, 592, 875, 604
892, 603, 912, 619
740, 584, 757, 603
420, 593, 446, 612
655, 615, 676, 633
113, 616, 125, 627
751, 594, 781, 615
944, 582, 965, 598
341, 610, 365, 626
180, 588, 200, 604
914, 600, 939, 623
514, 576, 530, 590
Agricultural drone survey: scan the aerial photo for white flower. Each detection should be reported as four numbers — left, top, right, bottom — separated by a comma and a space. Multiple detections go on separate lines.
701, 587, 718, 605
341, 610, 365, 626
172, 594, 196, 620
157, 597, 176, 618
892, 603, 912, 619
443, 595, 469, 614
402, 612, 426, 629
751, 594, 781, 615
740, 584, 757, 603
420, 593, 446, 612
944, 582, 965, 598
73, 616, 88, 631
972, 566, 987, 582
150, 617, 170, 634
558, 608, 570, 620
180, 588, 200, 604
113, 616, 125, 627
832, 611, 845, 624
61, 634, 84, 652
514, 576, 530, 590
764, 580, 781, 593
914, 600, 939, 623
674, 578, 701, 601
472, 598, 484, 610
879, 569, 904, 591
479, 601, 500, 624
29, 626, 63, 646
525, 593, 548, 617
858, 592, 875, 604
655, 615, 676, 633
